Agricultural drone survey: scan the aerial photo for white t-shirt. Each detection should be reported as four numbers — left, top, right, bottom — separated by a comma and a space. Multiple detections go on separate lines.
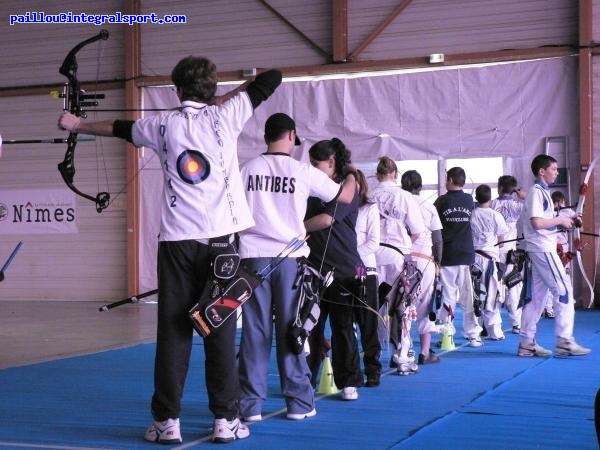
132, 95, 254, 242
556, 208, 576, 247
370, 181, 427, 253
238, 153, 342, 258
491, 195, 524, 255
522, 183, 556, 253
471, 206, 509, 260
356, 202, 380, 267
411, 196, 443, 255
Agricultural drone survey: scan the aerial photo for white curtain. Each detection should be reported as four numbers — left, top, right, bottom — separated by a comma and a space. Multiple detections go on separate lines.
138, 56, 579, 292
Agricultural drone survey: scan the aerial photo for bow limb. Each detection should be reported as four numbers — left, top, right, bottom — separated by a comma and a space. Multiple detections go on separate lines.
574, 153, 599, 308
57, 132, 110, 212
57, 30, 110, 213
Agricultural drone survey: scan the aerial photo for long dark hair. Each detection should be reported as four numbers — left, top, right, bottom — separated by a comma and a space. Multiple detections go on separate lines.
308, 137, 351, 182
356, 169, 370, 206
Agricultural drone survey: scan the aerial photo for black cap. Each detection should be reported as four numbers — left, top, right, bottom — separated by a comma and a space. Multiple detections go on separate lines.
264, 113, 301, 145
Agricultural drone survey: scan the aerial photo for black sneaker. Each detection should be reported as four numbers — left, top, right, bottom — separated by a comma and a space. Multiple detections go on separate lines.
418, 352, 441, 365
365, 372, 381, 387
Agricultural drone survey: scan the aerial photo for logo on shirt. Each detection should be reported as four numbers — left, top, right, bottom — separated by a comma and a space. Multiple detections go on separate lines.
177, 150, 210, 184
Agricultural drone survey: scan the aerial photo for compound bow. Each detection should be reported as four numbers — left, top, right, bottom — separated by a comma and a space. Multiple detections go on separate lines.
57, 29, 110, 213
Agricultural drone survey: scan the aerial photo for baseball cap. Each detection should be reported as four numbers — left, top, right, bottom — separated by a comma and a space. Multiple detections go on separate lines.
264, 113, 301, 145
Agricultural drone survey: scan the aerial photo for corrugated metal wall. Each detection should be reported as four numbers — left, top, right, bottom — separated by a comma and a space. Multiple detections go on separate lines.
348, 0, 578, 61
0, 0, 580, 93
0, 0, 588, 302
1, 0, 125, 88
0, 92, 128, 301
137, 0, 578, 75
1, 0, 128, 301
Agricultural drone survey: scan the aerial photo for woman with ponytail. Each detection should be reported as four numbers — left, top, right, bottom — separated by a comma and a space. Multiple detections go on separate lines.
371, 156, 427, 375
304, 138, 364, 401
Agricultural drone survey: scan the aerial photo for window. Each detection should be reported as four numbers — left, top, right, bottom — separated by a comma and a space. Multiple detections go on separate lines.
445, 157, 504, 199
355, 159, 439, 203
356, 157, 503, 203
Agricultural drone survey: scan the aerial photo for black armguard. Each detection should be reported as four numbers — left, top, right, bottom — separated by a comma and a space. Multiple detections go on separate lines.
432, 229, 443, 263
113, 120, 135, 143
246, 69, 282, 108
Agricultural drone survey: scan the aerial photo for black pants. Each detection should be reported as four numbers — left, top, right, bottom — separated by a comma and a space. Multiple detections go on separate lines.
595, 388, 600, 446
307, 277, 363, 389
355, 274, 382, 377
152, 240, 239, 421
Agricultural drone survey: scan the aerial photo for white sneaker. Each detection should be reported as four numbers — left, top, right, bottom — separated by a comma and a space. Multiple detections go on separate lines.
341, 387, 358, 401
555, 339, 592, 356
286, 408, 317, 420
144, 418, 182, 444
393, 352, 419, 375
212, 418, 250, 443
518, 340, 552, 357
242, 414, 262, 422
467, 337, 483, 347
398, 361, 419, 376
392, 352, 416, 366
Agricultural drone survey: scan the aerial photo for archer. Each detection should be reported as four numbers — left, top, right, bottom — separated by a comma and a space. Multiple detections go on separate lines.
517, 154, 590, 358
59, 55, 282, 445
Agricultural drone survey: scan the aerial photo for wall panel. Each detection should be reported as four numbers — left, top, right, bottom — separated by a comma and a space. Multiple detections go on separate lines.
0, 90, 128, 302
348, 0, 578, 62
1, 0, 125, 88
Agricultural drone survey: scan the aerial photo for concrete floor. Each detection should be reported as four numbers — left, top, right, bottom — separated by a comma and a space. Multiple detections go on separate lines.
0, 300, 157, 369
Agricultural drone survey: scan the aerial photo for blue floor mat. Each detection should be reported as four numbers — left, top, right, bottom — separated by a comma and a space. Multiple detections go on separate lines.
0, 308, 598, 449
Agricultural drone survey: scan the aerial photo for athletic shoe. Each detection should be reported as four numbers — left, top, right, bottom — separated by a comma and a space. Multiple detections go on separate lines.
398, 361, 419, 375
486, 334, 505, 341
391, 351, 415, 366
365, 372, 381, 387
341, 387, 359, 400
286, 408, 317, 420
555, 339, 592, 356
543, 308, 555, 318
144, 418, 182, 444
242, 414, 262, 423
418, 352, 440, 365
517, 341, 552, 357
212, 418, 250, 443
511, 325, 520, 334
467, 337, 483, 347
